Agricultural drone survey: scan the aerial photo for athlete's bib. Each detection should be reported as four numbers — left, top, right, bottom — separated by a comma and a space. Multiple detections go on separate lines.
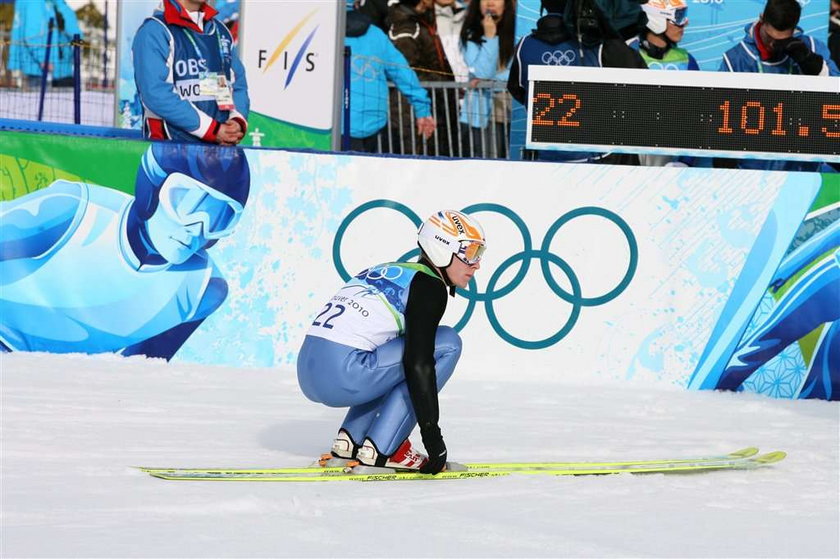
306, 262, 439, 351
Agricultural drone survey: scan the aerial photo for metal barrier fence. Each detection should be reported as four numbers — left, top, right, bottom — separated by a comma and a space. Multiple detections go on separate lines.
1, 35, 512, 159
375, 80, 511, 159
0, 20, 116, 126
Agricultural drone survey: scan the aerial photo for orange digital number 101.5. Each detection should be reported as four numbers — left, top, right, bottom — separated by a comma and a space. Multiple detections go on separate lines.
533, 93, 583, 127
718, 100, 840, 139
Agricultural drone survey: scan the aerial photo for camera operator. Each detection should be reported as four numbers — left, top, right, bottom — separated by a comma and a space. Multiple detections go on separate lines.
507, 0, 647, 163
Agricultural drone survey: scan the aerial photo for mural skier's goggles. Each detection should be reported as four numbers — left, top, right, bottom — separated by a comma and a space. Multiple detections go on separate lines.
457, 240, 486, 266
158, 173, 244, 239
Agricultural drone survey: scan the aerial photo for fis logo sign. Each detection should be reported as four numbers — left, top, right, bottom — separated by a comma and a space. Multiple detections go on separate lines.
257, 8, 319, 89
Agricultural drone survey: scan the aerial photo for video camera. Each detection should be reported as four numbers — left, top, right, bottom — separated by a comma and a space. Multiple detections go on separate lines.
541, 0, 649, 46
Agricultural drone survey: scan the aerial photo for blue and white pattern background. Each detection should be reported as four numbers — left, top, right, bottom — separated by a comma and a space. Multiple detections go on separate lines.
175, 151, 356, 367
172, 149, 821, 398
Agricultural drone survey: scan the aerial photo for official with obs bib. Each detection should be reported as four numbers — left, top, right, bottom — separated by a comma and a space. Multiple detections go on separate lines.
133, 0, 249, 145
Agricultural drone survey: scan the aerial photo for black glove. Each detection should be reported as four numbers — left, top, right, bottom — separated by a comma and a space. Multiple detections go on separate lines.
419, 425, 447, 475
781, 38, 825, 76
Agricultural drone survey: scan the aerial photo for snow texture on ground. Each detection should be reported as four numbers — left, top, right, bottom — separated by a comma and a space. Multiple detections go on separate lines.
1, 353, 838, 558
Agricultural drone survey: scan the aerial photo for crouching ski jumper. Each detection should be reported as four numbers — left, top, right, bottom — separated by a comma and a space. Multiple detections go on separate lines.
297, 210, 487, 474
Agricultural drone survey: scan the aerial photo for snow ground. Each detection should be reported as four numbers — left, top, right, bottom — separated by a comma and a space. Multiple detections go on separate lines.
1, 352, 838, 558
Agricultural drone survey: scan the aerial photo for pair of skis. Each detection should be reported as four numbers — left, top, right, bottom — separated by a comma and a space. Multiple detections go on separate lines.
138, 446, 786, 483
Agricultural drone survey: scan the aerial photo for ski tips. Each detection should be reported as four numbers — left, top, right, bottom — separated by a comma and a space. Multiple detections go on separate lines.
730, 447, 760, 459
754, 451, 786, 464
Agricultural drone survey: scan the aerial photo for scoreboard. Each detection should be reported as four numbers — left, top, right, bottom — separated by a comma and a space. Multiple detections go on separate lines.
526, 66, 840, 163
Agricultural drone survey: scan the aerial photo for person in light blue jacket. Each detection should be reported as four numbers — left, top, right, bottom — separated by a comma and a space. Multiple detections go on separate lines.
212, 0, 239, 24
49, 0, 83, 86
459, 0, 516, 158
8, 0, 83, 87
345, 9, 435, 153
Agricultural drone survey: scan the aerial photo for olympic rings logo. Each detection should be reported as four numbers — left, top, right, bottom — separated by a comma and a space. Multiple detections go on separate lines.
541, 49, 577, 66
646, 61, 682, 71
333, 200, 638, 350
351, 57, 381, 83
362, 264, 405, 282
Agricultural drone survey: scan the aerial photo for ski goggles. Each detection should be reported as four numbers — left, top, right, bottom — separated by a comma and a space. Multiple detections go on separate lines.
670, 8, 688, 27
158, 172, 243, 240
456, 239, 486, 266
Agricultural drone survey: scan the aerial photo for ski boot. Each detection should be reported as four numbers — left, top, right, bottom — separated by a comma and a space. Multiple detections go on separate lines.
316, 429, 360, 468
351, 438, 429, 473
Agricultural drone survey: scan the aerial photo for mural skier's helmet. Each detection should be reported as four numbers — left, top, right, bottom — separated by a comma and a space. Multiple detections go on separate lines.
135, 142, 251, 241
641, 0, 688, 35
418, 210, 486, 268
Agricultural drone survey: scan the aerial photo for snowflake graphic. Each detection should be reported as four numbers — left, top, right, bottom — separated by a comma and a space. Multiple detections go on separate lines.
742, 344, 807, 398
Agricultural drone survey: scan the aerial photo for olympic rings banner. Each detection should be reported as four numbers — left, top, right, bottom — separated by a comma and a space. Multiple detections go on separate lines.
1, 128, 837, 399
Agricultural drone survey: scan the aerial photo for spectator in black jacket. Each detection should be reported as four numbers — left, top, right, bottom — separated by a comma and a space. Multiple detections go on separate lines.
388, 0, 459, 156
508, 0, 646, 163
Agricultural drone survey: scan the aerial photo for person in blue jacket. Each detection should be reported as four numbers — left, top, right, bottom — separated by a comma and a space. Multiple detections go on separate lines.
459, 0, 516, 158
717, 0, 839, 172
720, 0, 838, 77
212, 0, 239, 25
132, 0, 249, 145
8, 0, 83, 88
345, 8, 436, 153
212, 0, 240, 43
0, 143, 250, 360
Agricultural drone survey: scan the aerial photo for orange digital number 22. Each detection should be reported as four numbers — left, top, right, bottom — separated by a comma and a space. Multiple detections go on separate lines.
533, 93, 582, 127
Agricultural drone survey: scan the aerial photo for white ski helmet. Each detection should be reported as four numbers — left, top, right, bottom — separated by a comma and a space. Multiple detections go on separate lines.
418, 210, 486, 268
642, 0, 688, 35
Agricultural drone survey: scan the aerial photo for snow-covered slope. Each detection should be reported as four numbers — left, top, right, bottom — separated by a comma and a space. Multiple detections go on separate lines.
2, 353, 837, 558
